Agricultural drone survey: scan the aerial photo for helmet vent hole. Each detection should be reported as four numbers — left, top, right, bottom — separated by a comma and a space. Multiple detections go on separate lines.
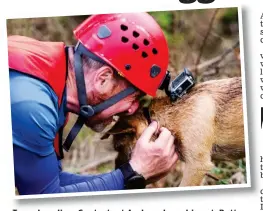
120, 24, 128, 31
132, 43, 139, 50
125, 64, 131, 70
121, 36, 129, 43
143, 39, 150, 46
142, 52, 148, 58
133, 31, 140, 38
152, 48, 158, 55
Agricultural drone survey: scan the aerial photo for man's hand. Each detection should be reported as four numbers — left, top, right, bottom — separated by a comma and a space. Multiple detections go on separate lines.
129, 121, 178, 183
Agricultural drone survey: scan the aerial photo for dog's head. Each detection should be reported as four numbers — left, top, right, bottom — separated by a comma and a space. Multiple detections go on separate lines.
101, 109, 149, 168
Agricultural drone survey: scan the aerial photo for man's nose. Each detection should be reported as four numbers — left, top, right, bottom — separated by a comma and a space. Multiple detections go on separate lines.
127, 100, 140, 115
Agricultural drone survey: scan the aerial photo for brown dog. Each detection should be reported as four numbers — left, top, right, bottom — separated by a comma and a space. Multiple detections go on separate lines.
102, 77, 245, 187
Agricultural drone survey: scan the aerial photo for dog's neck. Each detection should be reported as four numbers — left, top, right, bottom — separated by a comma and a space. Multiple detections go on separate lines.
143, 96, 173, 128
144, 94, 193, 130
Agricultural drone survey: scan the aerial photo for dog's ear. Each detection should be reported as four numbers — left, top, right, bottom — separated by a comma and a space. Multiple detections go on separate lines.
100, 128, 136, 139
100, 133, 111, 140
100, 121, 136, 140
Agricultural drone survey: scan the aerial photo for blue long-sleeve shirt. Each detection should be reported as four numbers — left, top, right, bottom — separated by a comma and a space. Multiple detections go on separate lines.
10, 70, 124, 195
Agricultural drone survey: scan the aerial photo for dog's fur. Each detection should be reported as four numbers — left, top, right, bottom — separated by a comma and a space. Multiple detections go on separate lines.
102, 77, 245, 187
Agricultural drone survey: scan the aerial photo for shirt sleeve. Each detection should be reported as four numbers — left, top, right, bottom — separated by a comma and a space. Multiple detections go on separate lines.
10, 71, 59, 156
14, 145, 124, 195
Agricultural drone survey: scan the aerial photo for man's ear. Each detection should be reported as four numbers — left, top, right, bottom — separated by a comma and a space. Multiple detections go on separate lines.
94, 66, 114, 94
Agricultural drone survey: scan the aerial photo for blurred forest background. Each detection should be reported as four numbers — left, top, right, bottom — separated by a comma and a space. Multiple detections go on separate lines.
7, 7, 246, 188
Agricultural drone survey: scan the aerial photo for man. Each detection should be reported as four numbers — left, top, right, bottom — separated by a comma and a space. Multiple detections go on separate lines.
9, 13, 178, 195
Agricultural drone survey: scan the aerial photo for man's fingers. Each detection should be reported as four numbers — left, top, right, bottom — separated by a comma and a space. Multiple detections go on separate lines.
171, 152, 179, 165
155, 127, 172, 144
162, 136, 175, 157
139, 121, 158, 143
166, 135, 175, 150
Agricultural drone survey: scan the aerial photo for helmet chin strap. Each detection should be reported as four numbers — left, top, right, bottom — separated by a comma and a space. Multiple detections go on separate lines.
63, 42, 137, 152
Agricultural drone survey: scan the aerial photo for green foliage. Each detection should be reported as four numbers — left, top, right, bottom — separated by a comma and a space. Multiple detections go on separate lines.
212, 167, 223, 175
221, 8, 238, 24
210, 159, 247, 185
97, 163, 113, 173
150, 11, 174, 32
217, 179, 229, 185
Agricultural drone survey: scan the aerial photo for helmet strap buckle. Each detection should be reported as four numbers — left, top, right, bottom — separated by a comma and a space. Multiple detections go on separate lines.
80, 105, 95, 118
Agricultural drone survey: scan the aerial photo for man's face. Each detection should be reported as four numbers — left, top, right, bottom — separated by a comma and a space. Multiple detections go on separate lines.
84, 67, 144, 132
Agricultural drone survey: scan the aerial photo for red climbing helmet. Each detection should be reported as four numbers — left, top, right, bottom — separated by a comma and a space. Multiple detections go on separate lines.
73, 13, 169, 97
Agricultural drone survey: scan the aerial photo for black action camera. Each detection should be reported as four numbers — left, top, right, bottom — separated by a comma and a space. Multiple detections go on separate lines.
169, 68, 195, 101
158, 68, 195, 102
